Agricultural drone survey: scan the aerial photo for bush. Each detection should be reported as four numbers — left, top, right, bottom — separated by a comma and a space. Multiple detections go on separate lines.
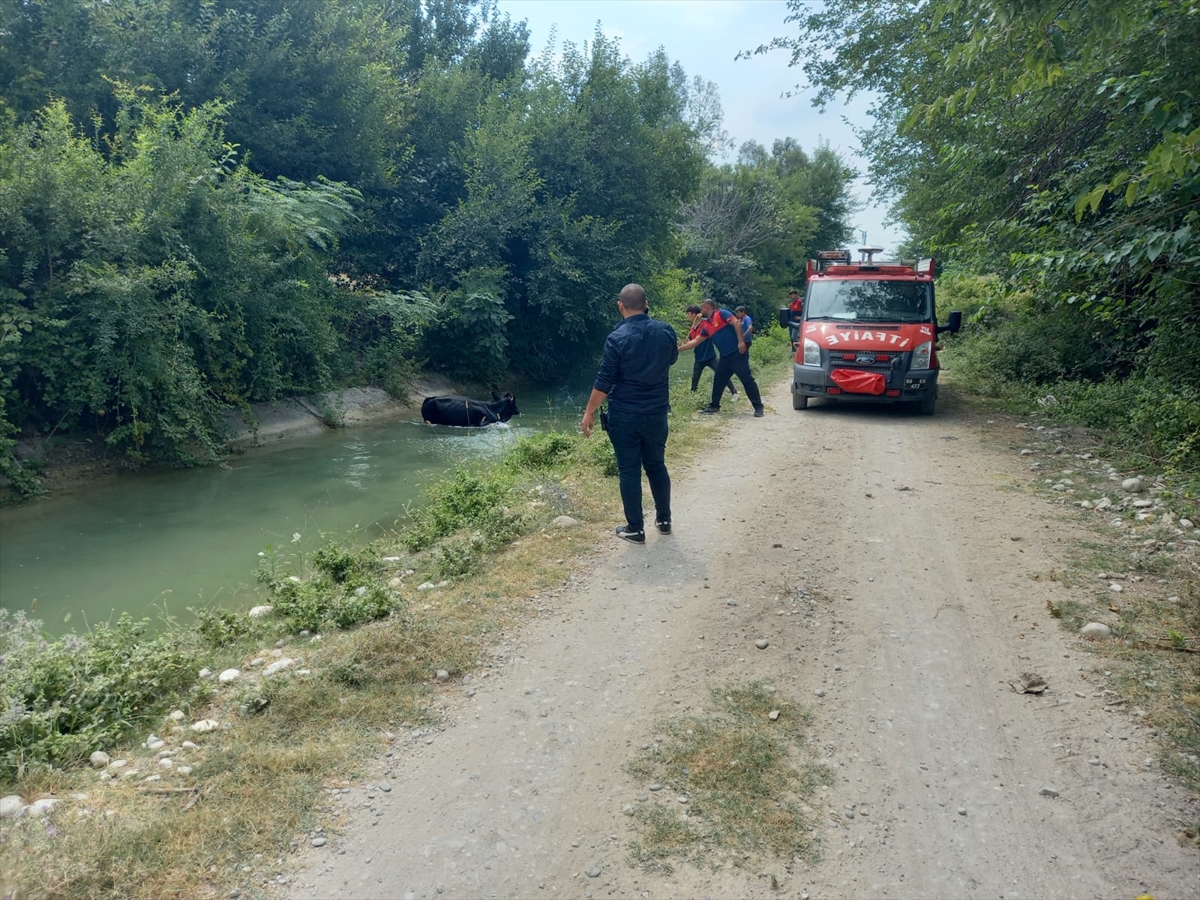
1043, 378, 1200, 471
504, 430, 579, 471
194, 607, 255, 649
400, 467, 523, 552
0, 611, 199, 777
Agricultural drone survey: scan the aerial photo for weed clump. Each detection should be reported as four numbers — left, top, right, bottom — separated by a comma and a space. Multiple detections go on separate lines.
0, 610, 200, 778
626, 682, 823, 872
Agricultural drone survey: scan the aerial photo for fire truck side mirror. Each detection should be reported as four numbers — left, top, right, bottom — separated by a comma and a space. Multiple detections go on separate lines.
937, 310, 963, 335
778, 307, 791, 329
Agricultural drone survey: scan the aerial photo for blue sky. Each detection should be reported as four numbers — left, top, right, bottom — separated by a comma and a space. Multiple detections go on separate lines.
494, 0, 904, 253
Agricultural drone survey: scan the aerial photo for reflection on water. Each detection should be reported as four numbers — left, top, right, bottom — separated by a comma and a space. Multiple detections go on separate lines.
0, 384, 585, 634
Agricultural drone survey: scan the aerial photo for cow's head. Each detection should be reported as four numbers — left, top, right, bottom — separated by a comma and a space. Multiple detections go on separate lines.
491, 390, 519, 421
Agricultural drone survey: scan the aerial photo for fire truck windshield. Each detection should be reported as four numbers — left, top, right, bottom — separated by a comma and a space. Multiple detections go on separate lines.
806, 280, 932, 323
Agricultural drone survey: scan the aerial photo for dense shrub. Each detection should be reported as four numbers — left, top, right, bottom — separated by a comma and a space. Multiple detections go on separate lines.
400, 467, 524, 552
0, 611, 199, 777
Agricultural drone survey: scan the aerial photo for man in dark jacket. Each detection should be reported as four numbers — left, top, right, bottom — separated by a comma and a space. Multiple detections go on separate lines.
581, 284, 678, 543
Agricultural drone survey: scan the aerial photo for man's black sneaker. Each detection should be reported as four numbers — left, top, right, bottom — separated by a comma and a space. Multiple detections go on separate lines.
655, 520, 672, 535
730, 387, 739, 396
753, 406, 765, 417
616, 525, 645, 544
699, 406, 720, 415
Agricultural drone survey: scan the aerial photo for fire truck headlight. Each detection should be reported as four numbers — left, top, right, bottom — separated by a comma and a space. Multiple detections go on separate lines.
912, 340, 932, 370
802, 338, 821, 367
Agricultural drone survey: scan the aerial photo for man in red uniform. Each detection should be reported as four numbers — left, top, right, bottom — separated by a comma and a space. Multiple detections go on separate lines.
787, 288, 803, 346
678, 299, 764, 417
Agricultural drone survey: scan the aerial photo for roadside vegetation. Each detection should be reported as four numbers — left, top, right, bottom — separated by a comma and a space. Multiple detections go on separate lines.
0, 333, 794, 899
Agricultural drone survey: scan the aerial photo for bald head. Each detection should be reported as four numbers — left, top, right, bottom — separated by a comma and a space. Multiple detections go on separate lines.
618, 284, 648, 313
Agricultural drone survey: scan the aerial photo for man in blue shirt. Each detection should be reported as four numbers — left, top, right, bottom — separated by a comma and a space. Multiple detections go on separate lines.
581, 284, 679, 543
734, 306, 755, 351
679, 299, 764, 417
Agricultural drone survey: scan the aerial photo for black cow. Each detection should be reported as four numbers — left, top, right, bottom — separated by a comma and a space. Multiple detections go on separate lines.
421, 391, 520, 427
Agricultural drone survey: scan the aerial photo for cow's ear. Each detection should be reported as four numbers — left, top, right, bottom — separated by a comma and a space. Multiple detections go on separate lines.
504, 392, 514, 400
492, 390, 501, 400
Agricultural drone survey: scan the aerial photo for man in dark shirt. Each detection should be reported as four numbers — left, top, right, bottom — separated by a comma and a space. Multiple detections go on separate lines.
678, 298, 764, 417
581, 284, 679, 544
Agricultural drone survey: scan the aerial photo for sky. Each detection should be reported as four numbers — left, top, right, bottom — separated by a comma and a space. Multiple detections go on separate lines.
494, 0, 905, 254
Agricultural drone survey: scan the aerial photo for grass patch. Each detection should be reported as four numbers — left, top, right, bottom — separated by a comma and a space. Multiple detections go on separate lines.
625, 682, 824, 874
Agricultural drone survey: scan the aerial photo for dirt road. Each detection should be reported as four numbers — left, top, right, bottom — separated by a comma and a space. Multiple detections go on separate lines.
293, 377, 1197, 900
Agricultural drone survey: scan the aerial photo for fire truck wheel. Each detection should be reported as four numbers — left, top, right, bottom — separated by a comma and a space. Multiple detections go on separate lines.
792, 389, 808, 410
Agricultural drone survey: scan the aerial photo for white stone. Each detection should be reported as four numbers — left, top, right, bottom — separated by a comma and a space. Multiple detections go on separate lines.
26, 798, 58, 818
1121, 478, 1144, 492
190, 719, 220, 733
0, 796, 24, 819
1132, 499, 1153, 508
417, 582, 437, 591
551, 515, 581, 528
388, 577, 403, 588
263, 657, 295, 677
382, 556, 401, 562
169, 710, 185, 722
435, 670, 450, 682
158, 758, 174, 768
248, 605, 274, 618
198, 668, 213, 679
181, 741, 198, 751
176, 766, 193, 776
1080, 622, 1112, 641
1108, 583, 1123, 592
1181, 519, 1195, 529
1095, 497, 1113, 510
108, 759, 127, 770
218, 668, 241, 683
89, 751, 110, 769
353, 586, 368, 597
147, 739, 165, 751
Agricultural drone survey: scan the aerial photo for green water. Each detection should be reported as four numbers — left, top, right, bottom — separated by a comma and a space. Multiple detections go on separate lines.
0, 385, 587, 635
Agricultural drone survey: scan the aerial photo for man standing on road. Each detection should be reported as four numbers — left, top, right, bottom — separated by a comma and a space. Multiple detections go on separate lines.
678, 298, 764, 417
581, 284, 678, 544
685, 304, 737, 398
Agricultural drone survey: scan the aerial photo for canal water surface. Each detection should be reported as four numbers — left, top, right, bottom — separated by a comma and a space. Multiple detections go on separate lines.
0, 384, 587, 634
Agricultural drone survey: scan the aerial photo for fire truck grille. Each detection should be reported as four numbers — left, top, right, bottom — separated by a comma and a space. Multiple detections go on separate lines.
826, 361, 893, 373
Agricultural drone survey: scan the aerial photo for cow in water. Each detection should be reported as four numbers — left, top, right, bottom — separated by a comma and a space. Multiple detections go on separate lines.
421, 391, 520, 427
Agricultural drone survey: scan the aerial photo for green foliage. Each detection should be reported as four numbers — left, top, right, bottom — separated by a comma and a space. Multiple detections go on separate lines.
0, 611, 199, 778
311, 543, 364, 585
435, 534, 488, 579
193, 608, 255, 649
503, 430, 579, 471
400, 466, 524, 552
0, 90, 363, 480
257, 573, 396, 635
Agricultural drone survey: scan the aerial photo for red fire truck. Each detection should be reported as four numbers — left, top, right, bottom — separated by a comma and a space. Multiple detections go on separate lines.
780, 249, 962, 415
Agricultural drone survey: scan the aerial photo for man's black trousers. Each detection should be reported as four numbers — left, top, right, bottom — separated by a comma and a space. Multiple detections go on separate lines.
711, 350, 762, 409
606, 409, 670, 534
